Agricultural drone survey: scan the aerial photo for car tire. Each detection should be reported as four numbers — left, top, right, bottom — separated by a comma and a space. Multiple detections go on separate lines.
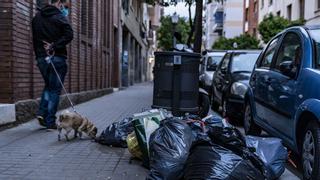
302, 121, 320, 180
211, 89, 219, 112
244, 102, 261, 136
198, 93, 210, 118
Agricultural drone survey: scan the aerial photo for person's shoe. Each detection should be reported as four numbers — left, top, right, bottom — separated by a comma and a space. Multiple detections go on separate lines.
37, 116, 46, 127
46, 124, 58, 130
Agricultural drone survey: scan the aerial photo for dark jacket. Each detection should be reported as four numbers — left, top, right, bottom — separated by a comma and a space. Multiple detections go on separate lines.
32, 5, 73, 58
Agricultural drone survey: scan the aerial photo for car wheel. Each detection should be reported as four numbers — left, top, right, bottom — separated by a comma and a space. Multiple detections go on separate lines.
211, 90, 219, 112
302, 121, 320, 180
198, 93, 210, 118
244, 102, 261, 136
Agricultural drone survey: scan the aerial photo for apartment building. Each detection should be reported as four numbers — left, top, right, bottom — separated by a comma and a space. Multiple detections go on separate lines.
223, 0, 244, 38
0, 0, 121, 103
243, 0, 259, 37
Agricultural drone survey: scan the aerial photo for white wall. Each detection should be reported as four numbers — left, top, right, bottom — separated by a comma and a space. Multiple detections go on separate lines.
259, 0, 320, 25
223, 0, 244, 38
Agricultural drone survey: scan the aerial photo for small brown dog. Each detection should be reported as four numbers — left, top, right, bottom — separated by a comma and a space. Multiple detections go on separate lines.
58, 110, 98, 141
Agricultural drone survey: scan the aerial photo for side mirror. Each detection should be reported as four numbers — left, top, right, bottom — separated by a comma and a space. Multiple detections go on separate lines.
279, 61, 295, 78
207, 64, 217, 71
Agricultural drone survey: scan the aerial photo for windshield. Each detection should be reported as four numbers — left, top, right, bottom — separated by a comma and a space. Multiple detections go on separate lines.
231, 53, 260, 73
207, 55, 224, 70
309, 29, 320, 68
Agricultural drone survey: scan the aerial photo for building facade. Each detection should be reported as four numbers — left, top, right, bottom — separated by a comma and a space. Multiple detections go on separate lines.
0, 0, 121, 103
258, 0, 320, 25
121, 0, 150, 87
243, 0, 259, 37
203, 1, 224, 49
223, 0, 244, 38
146, 4, 163, 80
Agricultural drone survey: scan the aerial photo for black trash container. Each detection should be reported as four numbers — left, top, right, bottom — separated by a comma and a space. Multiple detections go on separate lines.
152, 51, 201, 115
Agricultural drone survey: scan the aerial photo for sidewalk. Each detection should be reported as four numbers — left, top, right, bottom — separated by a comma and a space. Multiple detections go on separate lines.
0, 83, 152, 180
0, 82, 299, 180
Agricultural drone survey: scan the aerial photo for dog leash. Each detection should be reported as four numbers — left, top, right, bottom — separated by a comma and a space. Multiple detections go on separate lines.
46, 54, 77, 113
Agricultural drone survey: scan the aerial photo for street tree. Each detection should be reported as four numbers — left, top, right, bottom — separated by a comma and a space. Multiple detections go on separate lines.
258, 14, 305, 43
145, 0, 204, 53
157, 16, 191, 51
212, 34, 260, 50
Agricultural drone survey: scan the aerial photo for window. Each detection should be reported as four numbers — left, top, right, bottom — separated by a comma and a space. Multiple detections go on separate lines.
207, 56, 224, 71
231, 53, 260, 72
299, 0, 305, 19
318, 0, 320, 9
287, 4, 292, 21
261, 0, 264, 9
245, 8, 249, 22
274, 33, 301, 73
269, 0, 273, 6
277, 11, 281, 16
81, 0, 88, 36
307, 29, 320, 68
259, 37, 279, 68
219, 53, 231, 71
254, 2, 258, 13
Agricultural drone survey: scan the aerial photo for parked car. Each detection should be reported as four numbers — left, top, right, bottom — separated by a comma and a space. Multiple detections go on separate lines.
244, 26, 320, 180
199, 51, 226, 95
211, 50, 261, 120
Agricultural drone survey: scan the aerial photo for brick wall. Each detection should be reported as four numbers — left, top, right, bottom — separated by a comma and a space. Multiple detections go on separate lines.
0, 0, 121, 103
243, 0, 259, 37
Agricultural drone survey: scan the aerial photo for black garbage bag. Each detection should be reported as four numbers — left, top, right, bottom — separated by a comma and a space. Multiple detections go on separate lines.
147, 118, 193, 180
183, 141, 265, 180
208, 126, 268, 178
246, 136, 288, 180
96, 117, 134, 147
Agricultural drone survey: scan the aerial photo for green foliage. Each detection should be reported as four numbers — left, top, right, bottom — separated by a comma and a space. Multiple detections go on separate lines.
157, 16, 191, 50
258, 14, 306, 43
212, 34, 260, 50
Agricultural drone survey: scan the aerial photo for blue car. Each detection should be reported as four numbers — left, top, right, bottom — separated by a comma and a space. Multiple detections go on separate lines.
244, 26, 320, 180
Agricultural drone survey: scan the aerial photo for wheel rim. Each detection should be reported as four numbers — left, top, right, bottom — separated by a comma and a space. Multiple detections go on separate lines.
244, 105, 251, 133
303, 130, 315, 179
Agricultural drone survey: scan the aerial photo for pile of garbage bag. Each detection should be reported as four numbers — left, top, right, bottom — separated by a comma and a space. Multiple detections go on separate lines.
96, 117, 134, 147
97, 109, 288, 180
183, 141, 265, 180
147, 118, 193, 179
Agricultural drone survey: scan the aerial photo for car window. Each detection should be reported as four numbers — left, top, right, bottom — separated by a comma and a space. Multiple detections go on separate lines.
231, 53, 260, 72
207, 56, 224, 70
219, 53, 231, 71
308, 29, 320, 68
274, 33, 301, 72
259, 37, 279, 68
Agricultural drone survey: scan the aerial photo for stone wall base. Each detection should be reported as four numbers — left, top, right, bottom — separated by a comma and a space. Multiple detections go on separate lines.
14, 88, 114, 124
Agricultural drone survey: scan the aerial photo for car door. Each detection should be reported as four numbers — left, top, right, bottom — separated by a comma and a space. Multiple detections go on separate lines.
251, 37, 280, 123
213, 53, 231, 103
265, 32, 302, 138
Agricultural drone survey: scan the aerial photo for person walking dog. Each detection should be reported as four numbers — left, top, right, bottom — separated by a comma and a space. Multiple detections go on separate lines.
32, 0, 73, 129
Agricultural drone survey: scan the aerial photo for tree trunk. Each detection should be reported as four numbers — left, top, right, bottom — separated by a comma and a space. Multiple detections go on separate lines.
193, 0, 203, 53
187, 2, 194, 47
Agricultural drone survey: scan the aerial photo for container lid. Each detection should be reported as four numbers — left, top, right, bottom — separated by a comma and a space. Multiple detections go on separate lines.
155, 51, 201, 58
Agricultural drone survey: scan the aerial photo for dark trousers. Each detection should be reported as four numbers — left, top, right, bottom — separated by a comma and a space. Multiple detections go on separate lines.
37, 56, 67, 126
